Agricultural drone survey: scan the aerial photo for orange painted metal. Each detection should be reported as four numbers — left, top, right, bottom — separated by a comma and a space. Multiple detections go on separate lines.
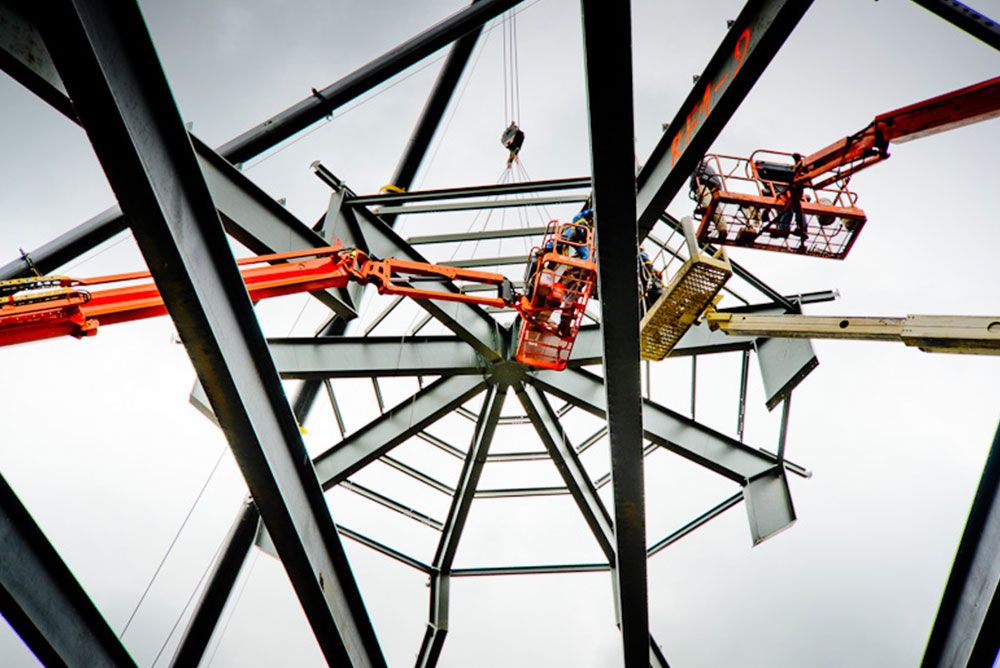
514, 221, 597, 370
0, 240, 597, 371
694, 75, 1000, 260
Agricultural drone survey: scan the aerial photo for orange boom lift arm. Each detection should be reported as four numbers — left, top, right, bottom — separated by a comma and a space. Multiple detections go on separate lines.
692, 75, 1000, 259
0, 235, 598, 371
0, 246, 516, 348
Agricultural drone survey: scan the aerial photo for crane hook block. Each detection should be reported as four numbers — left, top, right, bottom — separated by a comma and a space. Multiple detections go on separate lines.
501, 122, 525, 157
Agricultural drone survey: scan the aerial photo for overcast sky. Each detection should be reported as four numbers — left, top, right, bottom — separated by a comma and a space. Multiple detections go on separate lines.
1, 1, 999, 666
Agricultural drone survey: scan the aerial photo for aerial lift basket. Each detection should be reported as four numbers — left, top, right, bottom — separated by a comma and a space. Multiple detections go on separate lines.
640, 219, 733, 361
692, 153, 867, 260
515, 220, 597, 370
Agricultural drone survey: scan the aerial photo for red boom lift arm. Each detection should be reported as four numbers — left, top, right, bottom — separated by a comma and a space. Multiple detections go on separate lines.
0, 246, 516, 348
798, 75, 1000, 189
692, 75, 1000, 259
0, 227, 598, 372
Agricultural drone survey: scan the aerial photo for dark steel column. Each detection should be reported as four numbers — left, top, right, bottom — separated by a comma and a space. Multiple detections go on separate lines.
170, 500, 259, 668
415, 384, 506, 668
909, 0, 1000, 51
922, 421, 1000, 667
0, 473, 137, 668
579, 1, 651, 665
635, 0, 813, 239
39, 2, 384, 665
218, 0, 524, 164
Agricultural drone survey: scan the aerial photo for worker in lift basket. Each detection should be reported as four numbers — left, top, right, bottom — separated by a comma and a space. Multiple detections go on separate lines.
689, 158, 728, 240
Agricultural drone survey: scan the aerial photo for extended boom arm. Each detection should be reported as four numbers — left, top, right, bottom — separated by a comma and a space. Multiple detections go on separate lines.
707, 312, 1000, 356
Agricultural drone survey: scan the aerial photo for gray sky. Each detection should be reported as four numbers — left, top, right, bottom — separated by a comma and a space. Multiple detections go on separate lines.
1, 0, 999, 666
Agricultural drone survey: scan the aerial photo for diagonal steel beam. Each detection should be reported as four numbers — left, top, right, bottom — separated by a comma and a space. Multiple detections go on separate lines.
38, 2, 385, 664
529, 367, 795, 545
0, 473, 137, 668
381, 0, 486, 228
908, 0, 1000, 51
531, 367, 781, 482
0, 31, 350, 319
416, 384, 506, 668
270, 335, 487, 379
313, 374, 490, 489
516, 382, 670, 666
635, 0, 813, 240
515, 382, 615, 560
580, 0, 654, 664
340, 198, 505, 361
217, 0, 525, 164
170, 500, 259, 668
922, 421, 1000, 667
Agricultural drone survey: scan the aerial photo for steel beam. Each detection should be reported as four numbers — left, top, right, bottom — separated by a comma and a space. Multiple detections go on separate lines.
313, 374, 489, 488
0, 472, 137, 668
372, 194, 587, 216
440, 254, 527, 268
450, 563, 610, 576
416, 384, 506, 668
337, 526, 432, 574
217, 0, 525, 164
347, 177, 591, 206
0, 28, 348, 310
336, 196, 505, 361
515, 382, 615, 560
529, 368, 796, 544
909, 0, 1000, 51
0, 0, 75, 119
922, 421, 1000, 667
580, 0, 654, 664
38, 2, 384, 665
270, 335, 486, 379
170, 500, 259, 668
635, 0, 813, 239
383, 0, 487, 226
648, 492, 744, 557
408, 226, 546, 245
569, 323, 754, 367
530, 367, 780, 482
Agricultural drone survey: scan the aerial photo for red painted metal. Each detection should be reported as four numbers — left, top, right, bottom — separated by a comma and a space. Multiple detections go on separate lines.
695, 75, 1000, 259
0, 241, 596, 371
515, 221, 597, 370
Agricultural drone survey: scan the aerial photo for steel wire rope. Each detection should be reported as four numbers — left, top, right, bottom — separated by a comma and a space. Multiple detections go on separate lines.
416, 0, 546, 190
120, 445, 229, 638
148, 510, 234, 667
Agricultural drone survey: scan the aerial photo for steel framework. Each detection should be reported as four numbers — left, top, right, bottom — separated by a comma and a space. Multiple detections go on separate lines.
0, 0, 997, 666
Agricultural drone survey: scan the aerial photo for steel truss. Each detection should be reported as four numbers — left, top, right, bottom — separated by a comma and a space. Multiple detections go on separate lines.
1, 0, 997, 666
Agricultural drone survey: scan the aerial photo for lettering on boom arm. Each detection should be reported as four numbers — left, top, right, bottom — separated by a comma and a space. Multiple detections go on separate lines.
669, 27, 751, 165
